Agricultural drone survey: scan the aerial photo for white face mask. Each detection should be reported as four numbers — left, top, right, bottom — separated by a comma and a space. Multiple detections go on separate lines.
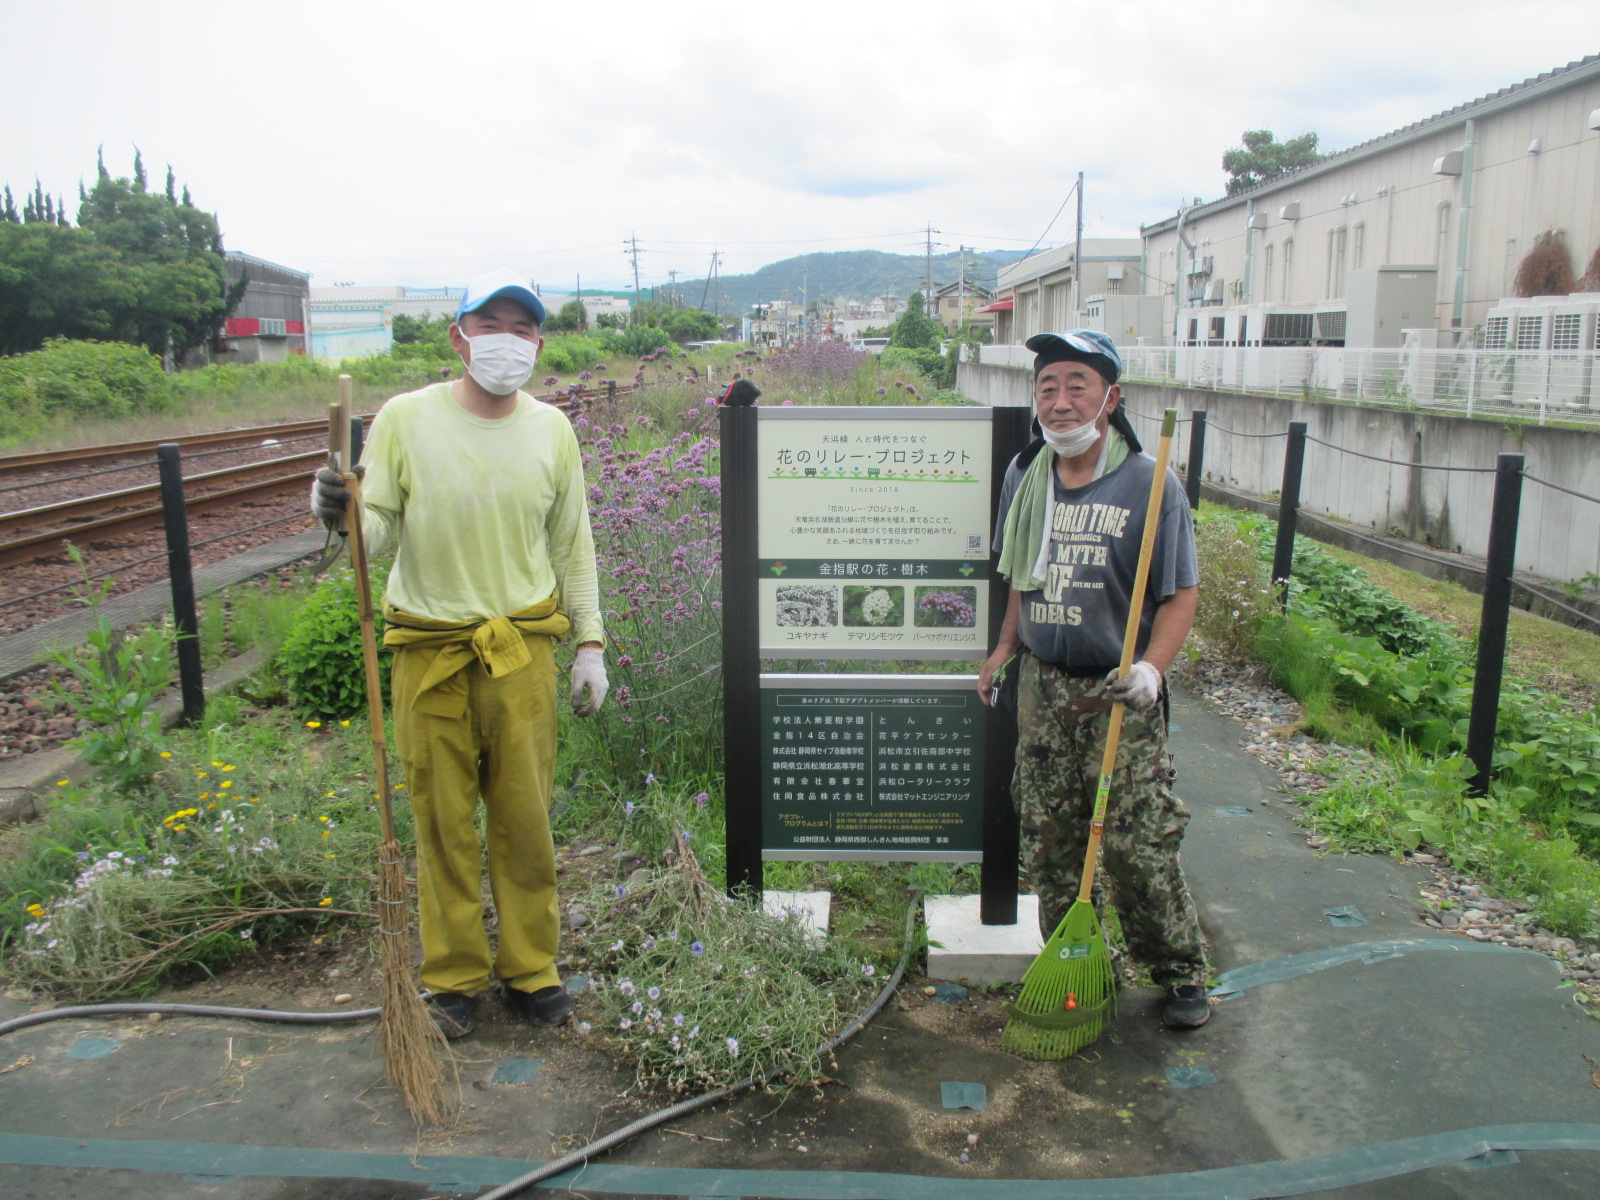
1038, 390, 1110, 458
459, 331, 539, 396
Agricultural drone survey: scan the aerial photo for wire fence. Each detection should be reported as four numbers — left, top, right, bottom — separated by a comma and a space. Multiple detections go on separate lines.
1118, 345, 1600, 426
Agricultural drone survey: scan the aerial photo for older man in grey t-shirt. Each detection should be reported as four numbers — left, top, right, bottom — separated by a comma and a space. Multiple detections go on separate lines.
977, 329, 1209, 1030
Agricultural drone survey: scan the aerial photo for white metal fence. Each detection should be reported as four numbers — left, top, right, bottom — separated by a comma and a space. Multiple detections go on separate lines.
976, 344, 1600, 424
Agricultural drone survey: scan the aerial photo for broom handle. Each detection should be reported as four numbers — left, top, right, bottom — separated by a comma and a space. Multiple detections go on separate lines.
327, 377, 353, 534
1076, 408, 1179, 906
335, 381, 398, 847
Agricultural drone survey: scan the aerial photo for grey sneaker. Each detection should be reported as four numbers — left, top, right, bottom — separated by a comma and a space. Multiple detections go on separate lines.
1162, 984, 1211, 1029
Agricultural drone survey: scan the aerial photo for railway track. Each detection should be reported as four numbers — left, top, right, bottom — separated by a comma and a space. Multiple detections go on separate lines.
0, 385, 631, 573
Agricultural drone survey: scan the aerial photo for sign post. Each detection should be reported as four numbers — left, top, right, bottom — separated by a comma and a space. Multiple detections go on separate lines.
723, 404, 1029, 923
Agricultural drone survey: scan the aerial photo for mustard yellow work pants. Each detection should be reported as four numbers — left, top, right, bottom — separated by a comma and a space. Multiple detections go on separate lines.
391, 632, 561, 997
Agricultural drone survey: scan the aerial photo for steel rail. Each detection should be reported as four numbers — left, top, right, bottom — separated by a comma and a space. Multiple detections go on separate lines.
0, 384, 634, 570
0, 467, 318, 571
0, 418, 347, 477
0, 380, 644, 479
0, 451, 325, 538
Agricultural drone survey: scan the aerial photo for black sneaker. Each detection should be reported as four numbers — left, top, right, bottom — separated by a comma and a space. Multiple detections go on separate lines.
504, 983, 575, 1028
425, 990, 479, 1040
1162, 984, 1212, 1029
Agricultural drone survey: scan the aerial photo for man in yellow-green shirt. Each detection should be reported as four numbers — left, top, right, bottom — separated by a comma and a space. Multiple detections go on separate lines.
313, 268, 606, 1038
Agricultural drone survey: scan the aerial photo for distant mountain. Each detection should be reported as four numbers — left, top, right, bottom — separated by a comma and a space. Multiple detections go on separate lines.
667, 248, 1033, 314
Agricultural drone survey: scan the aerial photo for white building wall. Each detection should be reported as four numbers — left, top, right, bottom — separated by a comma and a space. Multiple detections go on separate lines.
1143, 58, 1600, 344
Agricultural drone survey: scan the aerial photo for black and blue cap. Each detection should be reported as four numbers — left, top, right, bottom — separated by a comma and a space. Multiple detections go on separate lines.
1024, 328, 1122, 385
457, 268, 547, 327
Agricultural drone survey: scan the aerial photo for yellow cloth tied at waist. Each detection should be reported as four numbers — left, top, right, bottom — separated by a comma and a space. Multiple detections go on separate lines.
382, 595, 571, 717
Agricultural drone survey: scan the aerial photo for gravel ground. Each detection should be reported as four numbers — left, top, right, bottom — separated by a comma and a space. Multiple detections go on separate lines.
1175, 650, 1600, 1008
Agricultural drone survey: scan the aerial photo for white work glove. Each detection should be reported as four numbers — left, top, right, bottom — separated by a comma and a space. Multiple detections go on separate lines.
570, 646, 608, 717
1104, 660, 1162, 712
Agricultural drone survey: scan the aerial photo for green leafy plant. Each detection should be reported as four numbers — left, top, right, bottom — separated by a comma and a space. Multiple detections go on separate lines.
278, 563, 389, 719
45, 546, 177, 792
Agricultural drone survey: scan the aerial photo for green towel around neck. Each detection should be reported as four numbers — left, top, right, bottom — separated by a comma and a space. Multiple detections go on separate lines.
996, 429, 1130, 591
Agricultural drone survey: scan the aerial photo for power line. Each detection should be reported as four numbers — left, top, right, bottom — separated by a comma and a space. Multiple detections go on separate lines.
1023, 177, 1082, 260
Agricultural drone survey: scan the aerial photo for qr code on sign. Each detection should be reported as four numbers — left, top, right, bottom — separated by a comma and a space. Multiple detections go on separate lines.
967, 535, 981, 550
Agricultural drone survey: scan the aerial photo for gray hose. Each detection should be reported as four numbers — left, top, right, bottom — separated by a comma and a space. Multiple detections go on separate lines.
0, 893, 924, 1200
475, 892, 923, 1200
0, 1001, 380, 1037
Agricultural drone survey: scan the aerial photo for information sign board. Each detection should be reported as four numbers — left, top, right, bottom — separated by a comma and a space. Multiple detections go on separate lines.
756, 408, 991, 658
760, 674, 984, 862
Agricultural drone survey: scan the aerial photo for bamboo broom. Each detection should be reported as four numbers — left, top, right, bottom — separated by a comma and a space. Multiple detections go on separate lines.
1000, 408, 1179, 1060
332, 377, 458, 1124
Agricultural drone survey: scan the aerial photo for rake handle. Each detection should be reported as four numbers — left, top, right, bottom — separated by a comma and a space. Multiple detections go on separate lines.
1077, 409, 1179, 905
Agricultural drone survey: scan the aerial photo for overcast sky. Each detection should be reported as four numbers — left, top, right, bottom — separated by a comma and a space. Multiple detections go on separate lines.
5, 1, 1596, 294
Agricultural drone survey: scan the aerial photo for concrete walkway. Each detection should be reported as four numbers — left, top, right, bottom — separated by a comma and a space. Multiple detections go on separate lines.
0, 529, 327, 684
0, 687, 1596, 1198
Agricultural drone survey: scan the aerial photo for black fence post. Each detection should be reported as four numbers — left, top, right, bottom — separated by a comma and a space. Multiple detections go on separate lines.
607, 379, 617, 404
720, 405, 762, 897
981, 407, 1032, 926
1466, 453, 1525, 797
1271, 422, 1308, 611
157, 444, 205, 725
1185, 410, 1207, 511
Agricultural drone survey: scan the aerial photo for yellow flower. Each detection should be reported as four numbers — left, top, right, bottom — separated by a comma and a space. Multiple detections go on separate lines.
325, 792, 335, 798
321, 829, 331, 838
248, 797, 260, 803
394, 783, 405, 790
306, 721, 322, 729
322, 853, 336, 860
220, 781, 232, 789
173, 823, 188, 831
159, 751, 172, 759
222, 765, 235, 772
199, 793, 210, 801
207, 802, 217, 810
318, 897, 332, 907
210, 761, 223, 768
340, 720, 350, 727
56, 779, 69, 787
25, 904, 44, 917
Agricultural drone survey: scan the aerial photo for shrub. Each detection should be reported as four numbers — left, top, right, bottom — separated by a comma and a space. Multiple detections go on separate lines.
279, 563, 390, 719
599, 324, 673, 358
1191, 509, 1276, 661
879, 346, 943, 381
540, 334, 609, 376
1513, 230, 1576, 297
0, 338, 171, 437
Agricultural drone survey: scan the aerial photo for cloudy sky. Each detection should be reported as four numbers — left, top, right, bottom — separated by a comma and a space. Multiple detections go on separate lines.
5, 1, 1596, 293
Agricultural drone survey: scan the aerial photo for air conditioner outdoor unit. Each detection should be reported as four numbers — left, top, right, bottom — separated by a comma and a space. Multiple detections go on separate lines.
258, 318, 287, 337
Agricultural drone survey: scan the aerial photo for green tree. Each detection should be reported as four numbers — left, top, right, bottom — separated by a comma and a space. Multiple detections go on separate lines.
75, 152, 241, 362
1222, 130, 1322, 196
888, 290, 943, 351
663, 308, 721, 343
548, 298, 589, 332
0, 222, 131, 355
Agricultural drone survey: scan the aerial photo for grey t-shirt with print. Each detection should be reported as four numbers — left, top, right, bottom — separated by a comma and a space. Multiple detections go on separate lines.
993, 449, 1199, 670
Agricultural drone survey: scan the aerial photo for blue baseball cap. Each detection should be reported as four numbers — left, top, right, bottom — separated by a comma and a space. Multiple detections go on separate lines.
457, 268, 547, 326
1024, 328, 1122, 384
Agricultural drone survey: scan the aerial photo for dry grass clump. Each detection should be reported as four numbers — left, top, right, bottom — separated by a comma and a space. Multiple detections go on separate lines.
1513, 230, 1576, 297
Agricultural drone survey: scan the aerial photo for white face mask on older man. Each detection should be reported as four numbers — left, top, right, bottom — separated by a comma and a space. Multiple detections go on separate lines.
1038, 391, 1110, 458
459, 332, 539, 396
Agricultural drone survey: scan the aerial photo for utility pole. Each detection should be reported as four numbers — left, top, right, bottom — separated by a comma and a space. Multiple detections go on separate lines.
668, 269, 679, 309
924, 224, 940, 317
625, 233, 643, 324
1072, 170, 1085, 322
801, 268, 809, 342
957, 245, 967, 330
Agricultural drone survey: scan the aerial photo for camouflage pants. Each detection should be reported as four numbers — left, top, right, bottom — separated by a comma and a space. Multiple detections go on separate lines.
1014, 655, 1205, 988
